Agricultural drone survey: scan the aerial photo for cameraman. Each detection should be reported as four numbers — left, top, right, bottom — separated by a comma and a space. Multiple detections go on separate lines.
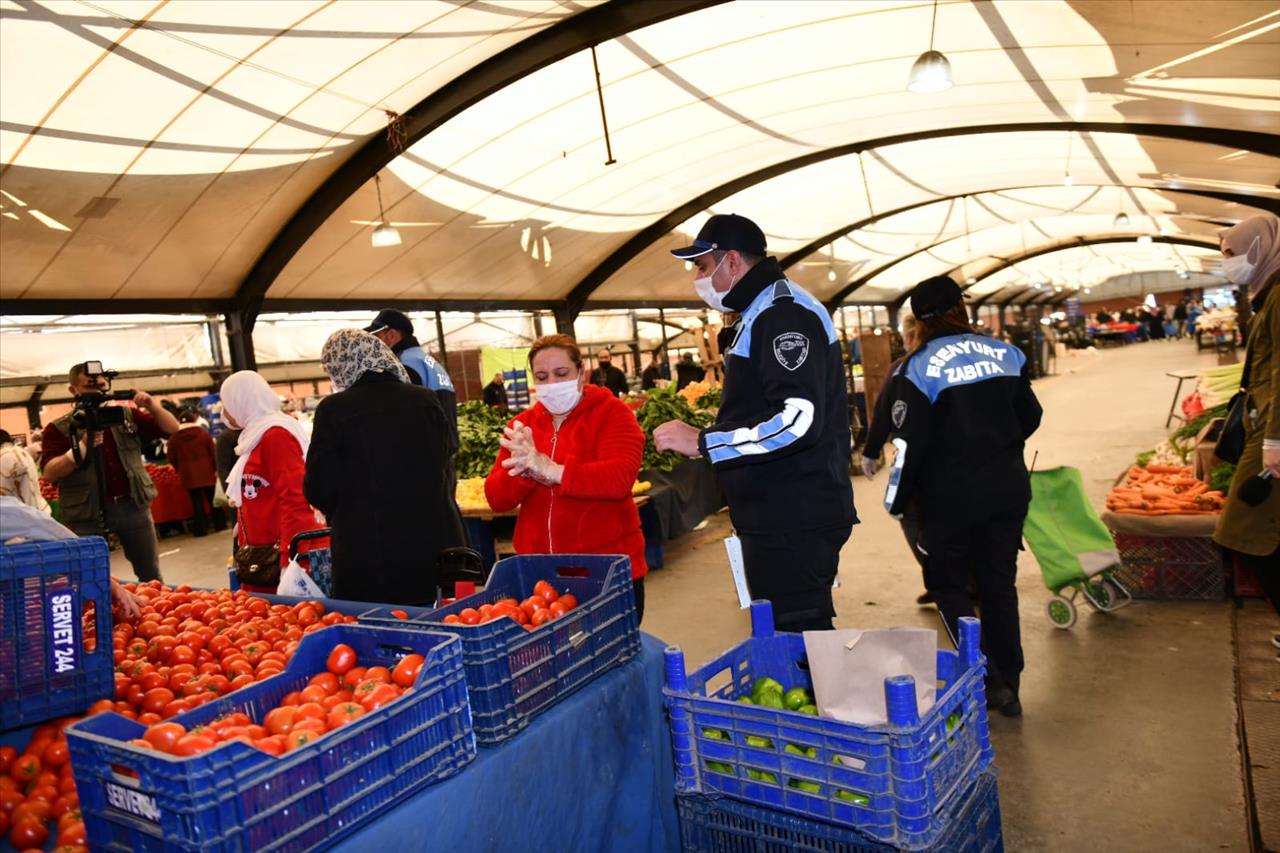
40, 363, 179, 582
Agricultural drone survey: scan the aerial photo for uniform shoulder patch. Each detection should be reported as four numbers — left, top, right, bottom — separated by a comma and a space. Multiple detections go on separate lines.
772, 332, 809, 371
891, 399, 908, 428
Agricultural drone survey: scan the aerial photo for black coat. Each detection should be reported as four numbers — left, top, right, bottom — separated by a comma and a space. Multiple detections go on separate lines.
304, 372, 465, 605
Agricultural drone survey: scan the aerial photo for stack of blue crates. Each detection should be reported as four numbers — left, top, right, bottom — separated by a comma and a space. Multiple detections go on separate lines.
663, 600, 999, 851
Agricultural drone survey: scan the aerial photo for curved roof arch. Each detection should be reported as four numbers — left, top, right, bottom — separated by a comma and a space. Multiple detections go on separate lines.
2, 0, 1278, 320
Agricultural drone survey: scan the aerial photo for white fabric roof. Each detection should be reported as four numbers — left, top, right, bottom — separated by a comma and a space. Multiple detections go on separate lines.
1, 0, 1277, 313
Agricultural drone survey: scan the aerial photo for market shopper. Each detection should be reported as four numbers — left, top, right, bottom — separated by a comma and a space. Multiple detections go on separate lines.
166, 410, 225, 536
485, 335, 650, 621
654, 214, 857, 632
590, 348, 630, 397
220, 371, 314, 593
0, 429, 49, 513
483, 373, 509, 410
1212, 214, 1280, 640
674, 352, 705, 390
307, 329, 465, 605
641, 351, 668, 390
880, 276, 1042, 717
41, 363, 179, 582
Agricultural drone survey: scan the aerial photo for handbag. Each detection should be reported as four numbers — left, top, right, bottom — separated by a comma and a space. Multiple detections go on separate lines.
233, 508, 281, 586
1213, 337, 1253, 464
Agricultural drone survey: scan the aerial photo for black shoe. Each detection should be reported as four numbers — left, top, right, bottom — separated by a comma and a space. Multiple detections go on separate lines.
986, 685, 1014, 711
916, 591, 935, 605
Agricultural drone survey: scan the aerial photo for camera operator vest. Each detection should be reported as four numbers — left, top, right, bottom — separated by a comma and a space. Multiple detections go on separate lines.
49, 408, 157, 524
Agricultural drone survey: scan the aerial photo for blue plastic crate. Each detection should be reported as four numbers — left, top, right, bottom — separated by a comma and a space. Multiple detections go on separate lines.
64, 623, 475, 852
362, 553, 640, 743
0, 537, 114, 730
677, 768, 1002, 853
663, 601, 994, 851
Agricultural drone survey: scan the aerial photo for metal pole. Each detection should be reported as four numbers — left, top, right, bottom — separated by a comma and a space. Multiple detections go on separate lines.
435, 311, 448, 362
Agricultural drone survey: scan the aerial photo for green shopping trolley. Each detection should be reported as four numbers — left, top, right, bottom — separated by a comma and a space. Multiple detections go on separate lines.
1024, 466, 1132, 629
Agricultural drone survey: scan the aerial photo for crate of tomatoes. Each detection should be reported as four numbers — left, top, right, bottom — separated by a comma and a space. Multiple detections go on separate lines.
363, 554, 640, 744
0, 537, 115, 729
64, 624, 475, 852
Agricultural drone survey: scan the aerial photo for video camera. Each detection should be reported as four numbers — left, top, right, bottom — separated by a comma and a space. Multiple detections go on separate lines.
71, 361, 136, 431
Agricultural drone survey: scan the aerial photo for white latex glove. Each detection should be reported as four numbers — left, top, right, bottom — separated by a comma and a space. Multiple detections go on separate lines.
861, 455, 880, 478
501, 444, 562, 485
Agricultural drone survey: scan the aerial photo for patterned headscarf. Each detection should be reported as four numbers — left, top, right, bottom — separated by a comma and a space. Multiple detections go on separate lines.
321, 328, 410, 392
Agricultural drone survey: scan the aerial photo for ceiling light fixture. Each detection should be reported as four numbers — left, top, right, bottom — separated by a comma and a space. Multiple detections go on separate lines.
1113, 186, 1129, 227
1136, 234, 1152, 246
907, 0, 952, 93
370, 174, 401, 248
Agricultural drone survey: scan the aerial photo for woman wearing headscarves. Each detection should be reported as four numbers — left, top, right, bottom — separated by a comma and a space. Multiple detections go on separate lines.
305, 329, 465, 605
219, 371, 314, 593
1213, 214, 1280, 648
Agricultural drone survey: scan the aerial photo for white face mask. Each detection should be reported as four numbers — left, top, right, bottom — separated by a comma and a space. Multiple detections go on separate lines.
693, 253, 733, 313
1222, 236, 1258, 285
536, 377, 582, 415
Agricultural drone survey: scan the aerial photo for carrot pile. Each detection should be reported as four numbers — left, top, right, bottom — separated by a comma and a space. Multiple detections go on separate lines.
1105, 464, 1225, 515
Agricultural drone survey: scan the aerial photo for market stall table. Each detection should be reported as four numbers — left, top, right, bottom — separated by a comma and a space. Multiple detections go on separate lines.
1163, 368, 1200, 429
332, 632, 678, 852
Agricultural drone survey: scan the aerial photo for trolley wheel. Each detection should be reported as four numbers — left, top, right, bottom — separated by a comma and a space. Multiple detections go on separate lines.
1088, 578, 1114, 610
1046, 595, 1076, 629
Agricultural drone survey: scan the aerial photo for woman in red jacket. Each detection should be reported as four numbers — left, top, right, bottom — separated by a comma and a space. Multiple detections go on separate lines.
220, 371, 316, 593
485, 335, 649, 621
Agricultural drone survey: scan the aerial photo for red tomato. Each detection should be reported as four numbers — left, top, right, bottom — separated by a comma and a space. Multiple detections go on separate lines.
537, 586, 559, 605
458, 608, 481, 626
0, 789, 24, 814
263, 706, 297, 737
391, 654, 424, 688
10, 800, 51, 825
442, 614, 461, 625
341, 667, 368, 690
254, 736, 286, 756
548, 601, 569, 619
57, 819, 88, 847
390, 610, 409, 620
51, 793, 79, 820
27, 785, 59, 804
360, 683, 401, 712
326, 644, 357, 676
520, 597, 545, 618
87, 699, 115, 716
9, 818, 48, 850
308, 672, 340, 695
558, 593, 578, 610
9, 754, 40, 783
530, 609, 553, 627
327, 702, 365, 730
57, 808, 84, 833
141, 687, 175, 715
363, 666, 391, 684
285, 730, 317, 751
294, 702, 327, 723
290, 718, 327, 736
298, 685, 328, 705
41, 740, 70, 770
533, 580, 554, 598
171, 735, 217, 757
143, 722, 186, 753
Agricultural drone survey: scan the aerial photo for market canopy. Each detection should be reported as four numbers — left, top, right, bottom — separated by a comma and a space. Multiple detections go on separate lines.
2, 0, 1277, 334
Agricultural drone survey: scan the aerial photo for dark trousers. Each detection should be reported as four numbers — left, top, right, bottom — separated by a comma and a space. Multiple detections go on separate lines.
740, 525, 852, 633
69, 501, 162, 582
1239, 547, 1280, 616
899, 504, 928, 589
633, 578, 645, 625
922, 509, 1026, 696
187, 486, 225, 536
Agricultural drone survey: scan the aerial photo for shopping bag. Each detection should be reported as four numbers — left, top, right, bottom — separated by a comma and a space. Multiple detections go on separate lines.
277, 557, 323, 597
803, 628, 937, 726
212, 478, 229, 508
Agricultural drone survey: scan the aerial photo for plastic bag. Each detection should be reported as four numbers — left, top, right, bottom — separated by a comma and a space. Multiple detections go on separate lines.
212, 478, 229, 508
1180, 390, 1205, 420
277, 557, 323, 597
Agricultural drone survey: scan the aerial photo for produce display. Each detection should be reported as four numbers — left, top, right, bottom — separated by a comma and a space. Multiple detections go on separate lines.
636, 384, 714, 472
0, 718, 88, 851
439, 579, 578, 630
125, 642, 421, 758
1105, 464, 1224, 515
1209, 462, 1236, 494
38, 477, 58, 503
109, 583, 356, 721
677, 380, 722, 410
1195, 307, 1237, 335
454, 476, 651, 513
143, 462, 180, 488
455, 400, 509, 478
698, 676, 963, 805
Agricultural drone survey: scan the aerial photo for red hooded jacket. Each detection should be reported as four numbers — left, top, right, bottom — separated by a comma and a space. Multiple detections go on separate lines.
485, 384, 648, 579
235, 428, 319, 590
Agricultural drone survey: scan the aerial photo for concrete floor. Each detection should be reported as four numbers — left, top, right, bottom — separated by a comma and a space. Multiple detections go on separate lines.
116, 338, 1260, 851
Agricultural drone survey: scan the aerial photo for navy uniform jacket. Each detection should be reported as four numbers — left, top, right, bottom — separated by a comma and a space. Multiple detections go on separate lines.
882, 332, 1042, 520
395, 338, 458, 458
697, 258, 857, 535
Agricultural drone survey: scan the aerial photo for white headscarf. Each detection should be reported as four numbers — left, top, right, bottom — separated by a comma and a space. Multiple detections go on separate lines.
219, 371, 310, 507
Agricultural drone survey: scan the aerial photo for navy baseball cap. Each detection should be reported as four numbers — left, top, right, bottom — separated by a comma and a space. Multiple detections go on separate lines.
670, 214, 767, 260
909, 276, 967, 320
365, 309, 414, 336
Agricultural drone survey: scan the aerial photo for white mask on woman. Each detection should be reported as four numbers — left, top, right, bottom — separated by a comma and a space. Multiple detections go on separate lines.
536, 378, 582, 415
1222, 235, 1258, 285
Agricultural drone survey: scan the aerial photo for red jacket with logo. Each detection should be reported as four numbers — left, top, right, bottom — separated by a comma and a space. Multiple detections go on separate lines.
235, 428, 317, 583
485, 384, 647, 579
